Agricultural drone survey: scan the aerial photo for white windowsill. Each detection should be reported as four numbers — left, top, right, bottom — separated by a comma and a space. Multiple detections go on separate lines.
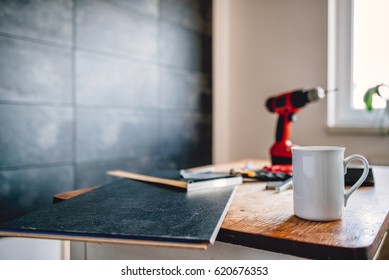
326, 125, 389, 136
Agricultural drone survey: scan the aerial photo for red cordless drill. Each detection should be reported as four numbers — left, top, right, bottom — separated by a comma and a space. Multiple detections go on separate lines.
265, 87, 325, 173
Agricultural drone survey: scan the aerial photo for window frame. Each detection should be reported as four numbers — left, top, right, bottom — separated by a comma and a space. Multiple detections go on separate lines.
327, 0, 386, 129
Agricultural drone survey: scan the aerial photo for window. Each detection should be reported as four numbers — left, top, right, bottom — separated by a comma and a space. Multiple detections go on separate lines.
328, 0, 389, 129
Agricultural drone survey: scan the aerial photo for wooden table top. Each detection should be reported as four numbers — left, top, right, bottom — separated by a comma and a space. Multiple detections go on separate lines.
51, 159, 388, 259
215, 159, 389, 259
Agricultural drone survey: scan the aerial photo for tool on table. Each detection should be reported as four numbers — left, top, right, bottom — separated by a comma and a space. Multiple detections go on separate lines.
231, 167, 292, 193
264, 87, 327, 173
266, 177, 293, 193
230, 168, 291, 182
180, 165, 215, 179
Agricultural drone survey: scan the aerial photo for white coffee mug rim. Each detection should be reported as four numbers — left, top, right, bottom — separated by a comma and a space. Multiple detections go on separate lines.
292, 146, 345, 151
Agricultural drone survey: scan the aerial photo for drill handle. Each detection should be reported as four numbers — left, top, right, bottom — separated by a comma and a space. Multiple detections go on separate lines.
275, 113, 295, 142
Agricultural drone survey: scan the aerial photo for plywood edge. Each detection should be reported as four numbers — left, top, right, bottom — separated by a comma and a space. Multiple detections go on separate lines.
217, 228, 376, 259
0, 231, 208, 250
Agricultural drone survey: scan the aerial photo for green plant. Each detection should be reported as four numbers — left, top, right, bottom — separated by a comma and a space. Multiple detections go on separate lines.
363, 84, 389, 135
363, 83, 388, 112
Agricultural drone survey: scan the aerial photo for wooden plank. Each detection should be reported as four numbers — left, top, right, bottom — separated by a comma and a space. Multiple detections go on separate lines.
107, 170, 188, 189
53, 187, 98, 204
0, 231, 208, 250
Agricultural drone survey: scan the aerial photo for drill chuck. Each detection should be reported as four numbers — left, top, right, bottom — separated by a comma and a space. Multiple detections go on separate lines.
306, 87, 325, 102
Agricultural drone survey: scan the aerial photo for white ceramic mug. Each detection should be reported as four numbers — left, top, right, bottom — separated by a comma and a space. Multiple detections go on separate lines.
292, 146, 369, 221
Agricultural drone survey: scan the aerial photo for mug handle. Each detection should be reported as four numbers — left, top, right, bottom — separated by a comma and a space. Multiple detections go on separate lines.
343, 154, 369, 207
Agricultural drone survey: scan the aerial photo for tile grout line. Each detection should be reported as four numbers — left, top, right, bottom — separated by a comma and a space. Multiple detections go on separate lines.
157, 0, 163, 168
0, 31, 72, 50
72, 0, 78, 190
0, 100, 208, 115
0, 161, 75, 172
0, 30, 208, 74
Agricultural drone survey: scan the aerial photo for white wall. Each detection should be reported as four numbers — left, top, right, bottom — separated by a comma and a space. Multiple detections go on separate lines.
0, 238, 63, 260
213, 0, 389, 165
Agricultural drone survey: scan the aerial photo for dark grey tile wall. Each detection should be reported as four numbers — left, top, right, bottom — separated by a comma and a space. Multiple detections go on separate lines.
108, 0, 159, 16
76, 157, 160, 188
76, 109, 159, 162
76, 0, 158, 61
0, 104, 73, 168
0, 37, 72, 104
160, 67, 208, 111
160, 21, 203, 70
0, 0, 72, 45
161, 112, 211, 168
161, 0, 212, 35
0, 165, 74, 223
76, 51, 158, 108
0, 0, 212, 223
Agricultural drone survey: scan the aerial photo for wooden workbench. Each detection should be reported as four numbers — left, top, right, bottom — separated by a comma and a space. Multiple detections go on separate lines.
215, 160, 389, 259
49, 159, 389, 259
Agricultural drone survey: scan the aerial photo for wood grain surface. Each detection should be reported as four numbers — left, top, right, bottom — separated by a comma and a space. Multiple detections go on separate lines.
53, 187, 98, 204
106, 170, 188, 189
216, 160, 389, 259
